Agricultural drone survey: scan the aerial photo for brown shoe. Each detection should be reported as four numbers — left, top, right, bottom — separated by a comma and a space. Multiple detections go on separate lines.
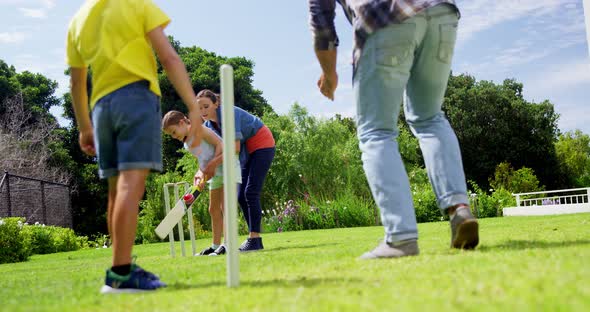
450, 207, 479, 249
359, 239, 419, 259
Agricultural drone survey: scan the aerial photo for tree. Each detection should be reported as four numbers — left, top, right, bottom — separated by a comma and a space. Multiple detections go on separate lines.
0, 60, 59, 125
555, 130, 590, 187
443, 74, 562, 189
489, 162, 543, 193
157, 39, 273, 172
0, 94, 72, 184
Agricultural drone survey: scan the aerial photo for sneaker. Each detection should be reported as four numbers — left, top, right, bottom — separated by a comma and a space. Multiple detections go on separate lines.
198, 246, 216, 256
209, 245, 226, 256
450, 206, 479, 249
100, 265, 166, 294
239, 237, 264, 252
359, 239, 419, 259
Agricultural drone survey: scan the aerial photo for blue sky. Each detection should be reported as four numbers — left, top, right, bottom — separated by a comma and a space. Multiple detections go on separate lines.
0, 0, 589, 134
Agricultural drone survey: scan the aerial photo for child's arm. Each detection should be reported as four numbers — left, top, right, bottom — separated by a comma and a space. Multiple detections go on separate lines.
147, 26, 202, 147
70, 67, 96, 156
201, 127, 224, 178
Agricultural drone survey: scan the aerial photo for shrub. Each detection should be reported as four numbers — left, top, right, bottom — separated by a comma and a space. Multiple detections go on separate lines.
22, 224, 82, 254
262, 192, 377, 233
469, 181, 516, 218
0, 217, 32, 264
489, 162, 543, 193
412, 183, 441, 223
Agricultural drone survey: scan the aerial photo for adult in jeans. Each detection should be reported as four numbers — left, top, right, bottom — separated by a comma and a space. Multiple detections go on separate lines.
308, 0, 479, 259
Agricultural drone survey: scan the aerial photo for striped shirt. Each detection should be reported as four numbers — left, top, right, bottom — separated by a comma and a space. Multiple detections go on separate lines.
309, 0, 459, 70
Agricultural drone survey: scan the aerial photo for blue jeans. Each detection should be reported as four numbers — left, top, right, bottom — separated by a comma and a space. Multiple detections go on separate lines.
92, 81, 162, 179
238, 147, 275, 233
354, 4, 467, 243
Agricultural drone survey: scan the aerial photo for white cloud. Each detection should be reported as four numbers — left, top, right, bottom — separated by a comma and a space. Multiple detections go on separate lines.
41, 0, 54, 9
13, 0, 55, 18
527, 59, 590, 94
0, 31, 26, 44
454, 0, 587, 79
18, 7, 46, 18
456, 0, 566, 44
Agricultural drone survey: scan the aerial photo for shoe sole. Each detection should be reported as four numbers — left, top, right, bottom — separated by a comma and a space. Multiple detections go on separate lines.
238, 248, 263, 253
452, 219, 479, 249
100, 285, 156, 294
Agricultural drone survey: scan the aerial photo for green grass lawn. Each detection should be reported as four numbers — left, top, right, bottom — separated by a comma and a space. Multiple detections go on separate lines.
1, 213, 589, 311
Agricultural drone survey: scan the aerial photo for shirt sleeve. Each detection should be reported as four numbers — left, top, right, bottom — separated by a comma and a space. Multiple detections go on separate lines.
234, 107, 244, 141
65, 25, 85, 68
143, 0, 171, 34
309, 0, 339, 51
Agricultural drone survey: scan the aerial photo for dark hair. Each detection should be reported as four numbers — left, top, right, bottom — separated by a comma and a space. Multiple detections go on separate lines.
161, 110, 188, 129
196, 89, 220, 104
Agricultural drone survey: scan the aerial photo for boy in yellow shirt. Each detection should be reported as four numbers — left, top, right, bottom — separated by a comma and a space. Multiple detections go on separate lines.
66, 0, 202, 293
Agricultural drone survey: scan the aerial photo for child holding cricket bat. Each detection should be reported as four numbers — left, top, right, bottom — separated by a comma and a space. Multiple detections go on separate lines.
162, 110, 241, 256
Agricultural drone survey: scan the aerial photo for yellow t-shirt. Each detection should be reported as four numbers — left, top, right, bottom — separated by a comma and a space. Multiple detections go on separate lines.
66, 0, 170, 108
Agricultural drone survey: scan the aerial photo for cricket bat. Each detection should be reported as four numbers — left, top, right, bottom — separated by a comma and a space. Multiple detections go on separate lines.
155, 186, 201, 239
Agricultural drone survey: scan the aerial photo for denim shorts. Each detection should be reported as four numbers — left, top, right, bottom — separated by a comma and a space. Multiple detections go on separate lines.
91, 81, 162, 179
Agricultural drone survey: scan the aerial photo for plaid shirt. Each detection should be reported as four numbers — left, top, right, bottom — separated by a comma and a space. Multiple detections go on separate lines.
309, 0, 459, 70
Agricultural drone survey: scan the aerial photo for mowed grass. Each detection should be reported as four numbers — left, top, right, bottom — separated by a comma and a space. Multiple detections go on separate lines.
1, 213, 589, 312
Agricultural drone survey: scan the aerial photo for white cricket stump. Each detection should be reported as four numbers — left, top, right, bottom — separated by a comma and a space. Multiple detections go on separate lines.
221, 64, 240, 287
163, 182, 197, 257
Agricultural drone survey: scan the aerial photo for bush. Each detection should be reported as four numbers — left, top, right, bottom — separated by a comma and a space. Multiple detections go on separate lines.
469, 182, 516, 218
262, 192, 377, 233
0, 218, 32, 264
489, 162, 543, 193
22, 223, 82, 254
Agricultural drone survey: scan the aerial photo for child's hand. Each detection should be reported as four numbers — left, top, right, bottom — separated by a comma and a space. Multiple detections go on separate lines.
194, 170, 208, 189
78, 129, 96, 156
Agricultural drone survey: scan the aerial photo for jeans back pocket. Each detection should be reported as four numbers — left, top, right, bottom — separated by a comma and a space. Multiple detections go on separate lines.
375, 23, 416, 68
437, 22, 458, 64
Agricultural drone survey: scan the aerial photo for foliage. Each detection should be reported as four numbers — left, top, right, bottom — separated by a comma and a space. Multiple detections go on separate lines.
444, 74, 562, 190
468, 182, 516, 218
262, 103, 372, 208
158, 39, 273, 172
555, 130, 590, 187
21, 223, 81, 255
0, 60, 59, 124
489, 162, 544, 193
0, 217, 89, 264
262, 193, 377, 233
0, 217, 31, 264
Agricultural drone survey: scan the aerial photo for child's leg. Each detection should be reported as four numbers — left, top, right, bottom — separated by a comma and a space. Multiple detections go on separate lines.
111, 168, 149, 266
209, 187, 224, 246
107, 177, 118, 241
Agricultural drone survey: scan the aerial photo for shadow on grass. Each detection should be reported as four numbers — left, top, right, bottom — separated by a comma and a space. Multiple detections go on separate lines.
167, 276, 360, 291
478, 239, 590, 252
259, 242, 340, 253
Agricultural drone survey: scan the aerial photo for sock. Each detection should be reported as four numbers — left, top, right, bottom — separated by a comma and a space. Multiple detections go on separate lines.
111, 264, 131, 276
211, 244, 220, 249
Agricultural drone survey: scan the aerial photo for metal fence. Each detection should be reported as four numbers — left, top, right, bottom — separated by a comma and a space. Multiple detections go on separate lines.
0, 171, 72, 228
